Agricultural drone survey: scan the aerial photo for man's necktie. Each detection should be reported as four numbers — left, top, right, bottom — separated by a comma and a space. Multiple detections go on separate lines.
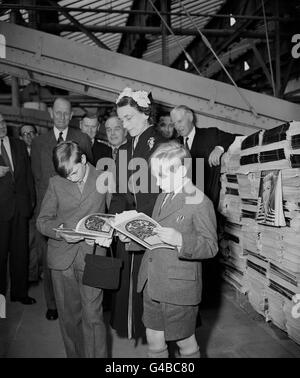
133, 136, 139, 150
0, 138, 13, 175
57, 131, 64, 144
112, 147, 118, 161
184, 137, 189, 150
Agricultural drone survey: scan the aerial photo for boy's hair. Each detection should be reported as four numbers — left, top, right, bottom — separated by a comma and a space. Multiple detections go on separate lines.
53, 141, 83, 178
150, 141, 191, 173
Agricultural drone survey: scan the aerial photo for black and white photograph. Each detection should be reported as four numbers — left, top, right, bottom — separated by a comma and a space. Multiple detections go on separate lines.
0, 0, 300, 362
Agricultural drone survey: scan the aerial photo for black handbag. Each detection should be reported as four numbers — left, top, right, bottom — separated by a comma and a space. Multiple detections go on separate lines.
82, 243, 122, 290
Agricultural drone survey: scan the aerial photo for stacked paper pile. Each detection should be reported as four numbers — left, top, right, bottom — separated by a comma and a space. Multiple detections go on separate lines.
284, 299, 300, 344
219, 221, 246, 292
219, 121, 300, 344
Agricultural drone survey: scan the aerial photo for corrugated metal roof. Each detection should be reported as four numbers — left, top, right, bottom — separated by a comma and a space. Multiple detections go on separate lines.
0, 0, 234, 66
0, 0, 227, 81
58, 0, 133, 51
143, 0, 226, 65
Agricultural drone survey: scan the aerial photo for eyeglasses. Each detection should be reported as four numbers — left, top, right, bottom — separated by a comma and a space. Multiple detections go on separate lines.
21, 131, 36, 137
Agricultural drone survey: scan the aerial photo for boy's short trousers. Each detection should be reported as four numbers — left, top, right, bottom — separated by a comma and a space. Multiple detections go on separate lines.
142, 285, 199, 341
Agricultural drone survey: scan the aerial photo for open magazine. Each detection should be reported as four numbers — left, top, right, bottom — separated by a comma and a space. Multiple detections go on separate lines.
256, 170, 286, 227
53, 213, 115, 239
108, 210, 175, 251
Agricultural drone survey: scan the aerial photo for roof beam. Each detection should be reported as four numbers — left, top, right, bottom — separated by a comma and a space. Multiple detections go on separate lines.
1, 21, 300, 136
0, 4, 298, 22
45, 0, 110, 50
40, 23, 275, 39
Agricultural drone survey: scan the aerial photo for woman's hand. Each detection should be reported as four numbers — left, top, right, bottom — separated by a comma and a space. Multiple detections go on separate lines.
154, 226, 182, 247
116, 232, 131, 243
94, 237, 113, 248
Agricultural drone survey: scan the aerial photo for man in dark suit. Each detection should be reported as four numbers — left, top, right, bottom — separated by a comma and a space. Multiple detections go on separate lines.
0, 114, 36, 304
170, 105, 236, 208
104, 116, 127, 160
31, 97, 92, 320
79, 112, 111, 166
19, 124, 40, 283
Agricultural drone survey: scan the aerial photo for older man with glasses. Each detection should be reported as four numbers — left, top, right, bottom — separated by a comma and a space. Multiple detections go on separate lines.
19, 125, 38, 157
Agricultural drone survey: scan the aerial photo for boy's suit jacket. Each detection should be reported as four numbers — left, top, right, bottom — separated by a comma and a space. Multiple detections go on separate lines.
0, 138, 35, 221
36, 164, 106, 271
31, 128, 92, 212
137, 182, 218, 306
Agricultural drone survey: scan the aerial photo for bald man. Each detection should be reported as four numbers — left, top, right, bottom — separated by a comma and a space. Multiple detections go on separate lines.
31, 97, 92, 320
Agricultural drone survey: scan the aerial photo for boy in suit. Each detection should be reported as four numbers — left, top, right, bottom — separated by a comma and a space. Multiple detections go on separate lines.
137, 141, 218, 358
37, 141, 111, 358
32, 97, 92, 320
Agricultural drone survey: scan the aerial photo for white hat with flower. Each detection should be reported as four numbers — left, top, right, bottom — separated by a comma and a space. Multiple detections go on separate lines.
116, 87, 151, 108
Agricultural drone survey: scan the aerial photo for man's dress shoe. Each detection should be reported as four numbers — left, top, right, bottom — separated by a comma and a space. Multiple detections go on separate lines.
11, 296, 36, 305
46, 309, 58, 320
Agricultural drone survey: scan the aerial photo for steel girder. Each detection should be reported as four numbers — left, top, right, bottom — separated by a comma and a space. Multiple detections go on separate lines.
0, 22, 300, 135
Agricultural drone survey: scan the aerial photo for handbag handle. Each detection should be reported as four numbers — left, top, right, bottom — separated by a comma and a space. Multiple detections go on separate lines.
92, 241, 114, 258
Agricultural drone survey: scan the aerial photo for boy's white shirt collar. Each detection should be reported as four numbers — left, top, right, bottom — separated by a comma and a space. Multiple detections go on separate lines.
53, 127, 68, 141
173, 177, 191, 196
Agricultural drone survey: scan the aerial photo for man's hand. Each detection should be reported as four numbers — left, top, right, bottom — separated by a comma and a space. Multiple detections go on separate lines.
154, 226, 182, 248
0, 166, 9, 177
208, 146, 224, 167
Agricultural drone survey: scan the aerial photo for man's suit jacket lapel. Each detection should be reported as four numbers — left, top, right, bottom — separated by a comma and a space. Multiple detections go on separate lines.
66, 128, 75, 141
190, 128, 200, 157
45, 130, 57, 157
9, 138, 19, 180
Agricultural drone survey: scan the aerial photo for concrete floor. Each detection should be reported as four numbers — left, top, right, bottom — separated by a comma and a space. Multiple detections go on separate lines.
0, 281, 300, 358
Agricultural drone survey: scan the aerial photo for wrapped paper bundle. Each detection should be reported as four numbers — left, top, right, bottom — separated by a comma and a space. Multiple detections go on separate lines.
218, 174, 242, 222
245, 254, 269, 316
265, 287, 287, 331
221, 261, 247, 293
242, 224, 260, 254
237, 172, 261, 198
221, 136, 245, 174
220, 121, 300, 344
283, 299, 300, 345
